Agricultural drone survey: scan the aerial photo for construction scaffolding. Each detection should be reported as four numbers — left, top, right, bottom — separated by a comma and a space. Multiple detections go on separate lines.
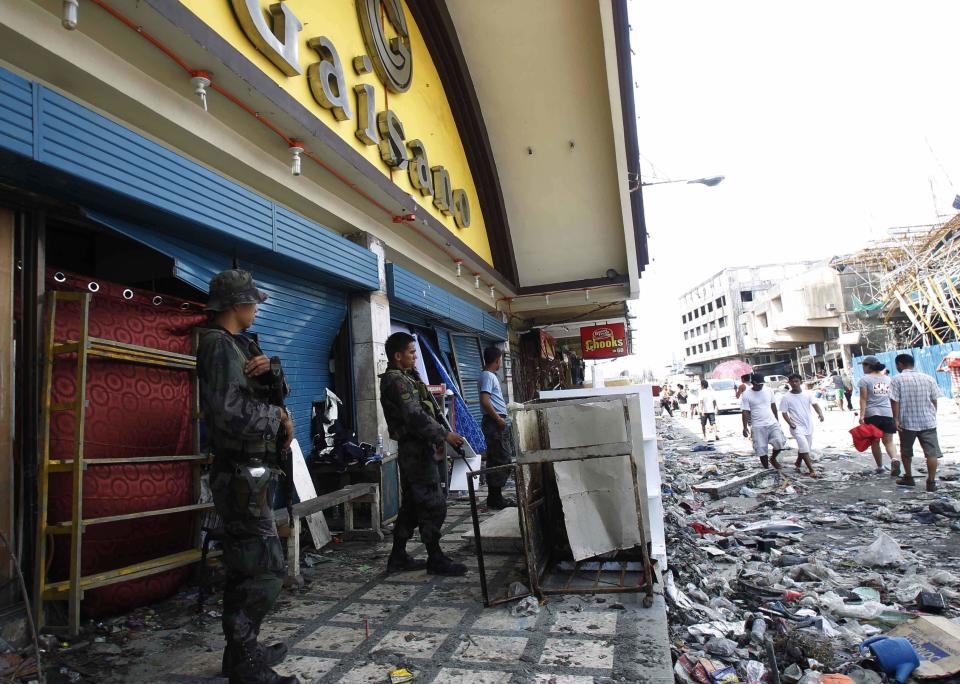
833, 213, 960, 349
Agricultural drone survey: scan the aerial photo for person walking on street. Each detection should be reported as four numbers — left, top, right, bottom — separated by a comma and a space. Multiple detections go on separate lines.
857, 356, 900, 476
735, 373, 751, 399
779, 373, 824, 476
741, 373, 786, 469
196, 270, 299, 684
478, 346, 516, 510
830, 371, 846, 411
842, 369, 854, 411
890, 353, 943, 492
677, 384, 689, 418
380, 332, 468, 575
936, 352, 960, 416
660, 384, 674, 417
698, 380, 718, 441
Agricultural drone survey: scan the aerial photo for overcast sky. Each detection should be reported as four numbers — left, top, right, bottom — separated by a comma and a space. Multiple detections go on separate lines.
619, 0, 960, 376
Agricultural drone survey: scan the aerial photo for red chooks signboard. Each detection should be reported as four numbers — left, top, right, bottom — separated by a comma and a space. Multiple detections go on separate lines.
580, 323, 628, 359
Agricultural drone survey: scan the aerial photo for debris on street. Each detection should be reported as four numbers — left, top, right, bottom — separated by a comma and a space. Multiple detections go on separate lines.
660, 416, 960, 683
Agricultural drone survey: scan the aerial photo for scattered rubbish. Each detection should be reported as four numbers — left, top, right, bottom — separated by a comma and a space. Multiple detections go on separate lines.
916, 591, 946, 613
796, 675, 821, 684
689, 621, 746, 639
929, 500, 960, 517
704, 637, 738, 658
739, 519, 806, 534
859, 636, 919, 683
690, 522, 727, 537
510, 596, 540, 617
744, 660, 767, 684
782, 663, 803, 683
659, 413, 959, 684
750, 615, 767, 644
850, 587, 880, 603
711, 664, 739, 682
887, 616, 960, 679
778, 554, 809, 567
843, 666, 882, 684
507, 581, 529, 598
389, 667, 416, 683
855, 531, 903, 567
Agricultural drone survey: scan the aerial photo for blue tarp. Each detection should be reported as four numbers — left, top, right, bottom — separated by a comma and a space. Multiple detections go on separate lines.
417, 335, 487, 453
853, 341, 960, 398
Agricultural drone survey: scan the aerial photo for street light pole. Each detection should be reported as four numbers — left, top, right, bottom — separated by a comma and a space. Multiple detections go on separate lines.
638, 176, 725, 188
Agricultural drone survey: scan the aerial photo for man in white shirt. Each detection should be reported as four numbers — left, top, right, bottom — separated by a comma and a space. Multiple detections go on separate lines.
779, 373, 825, 476
698, 380, 718, 440
740, 373, 786, 469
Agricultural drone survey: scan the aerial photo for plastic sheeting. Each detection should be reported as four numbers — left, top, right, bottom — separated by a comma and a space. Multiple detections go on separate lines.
417, 335, 486, 454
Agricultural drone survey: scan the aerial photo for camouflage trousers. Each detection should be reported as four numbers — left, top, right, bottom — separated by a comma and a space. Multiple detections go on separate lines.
210, 459, 285, 646
394, 471, 447, 546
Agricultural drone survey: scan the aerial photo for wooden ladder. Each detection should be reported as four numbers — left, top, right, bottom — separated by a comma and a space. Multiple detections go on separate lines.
35, 290, 213, 635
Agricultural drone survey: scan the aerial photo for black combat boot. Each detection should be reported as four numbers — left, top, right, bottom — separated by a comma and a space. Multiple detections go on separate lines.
425, 543, 467, 576
485, 486, 516, 510
228, 639, 300, 684
386, 537, 427, 572
222, 641, 288, 677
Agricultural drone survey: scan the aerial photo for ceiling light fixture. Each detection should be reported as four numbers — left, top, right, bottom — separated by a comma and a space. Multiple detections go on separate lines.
62, 0, 79, 30
289, 140, 304, 176
190, 70, 212, 111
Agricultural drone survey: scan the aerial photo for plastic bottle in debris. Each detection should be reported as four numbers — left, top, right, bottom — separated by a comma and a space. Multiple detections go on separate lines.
376, 435, 384, 456
750, 614, 767, 644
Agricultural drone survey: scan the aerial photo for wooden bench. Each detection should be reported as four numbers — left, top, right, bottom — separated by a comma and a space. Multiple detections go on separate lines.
273, 482, 383, 579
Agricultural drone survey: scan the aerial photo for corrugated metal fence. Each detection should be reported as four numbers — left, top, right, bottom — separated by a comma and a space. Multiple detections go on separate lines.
853, 342, 960, 398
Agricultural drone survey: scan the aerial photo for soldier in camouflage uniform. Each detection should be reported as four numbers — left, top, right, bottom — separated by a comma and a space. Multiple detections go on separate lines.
196, 270, 299, 684
380, 332, 468, 576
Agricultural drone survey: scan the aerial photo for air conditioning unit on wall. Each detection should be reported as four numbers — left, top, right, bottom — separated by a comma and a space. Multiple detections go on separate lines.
825, 303, 837, 311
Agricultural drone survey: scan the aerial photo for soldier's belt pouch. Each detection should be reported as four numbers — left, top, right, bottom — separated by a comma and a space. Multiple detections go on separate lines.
222, 535, 285, 576
228, 458, 273, 517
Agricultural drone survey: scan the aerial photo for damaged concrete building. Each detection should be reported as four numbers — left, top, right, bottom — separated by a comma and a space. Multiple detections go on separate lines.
0, 0, 669, 681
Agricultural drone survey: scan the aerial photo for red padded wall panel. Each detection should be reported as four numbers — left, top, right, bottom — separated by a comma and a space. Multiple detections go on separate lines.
46, 270, 206, 616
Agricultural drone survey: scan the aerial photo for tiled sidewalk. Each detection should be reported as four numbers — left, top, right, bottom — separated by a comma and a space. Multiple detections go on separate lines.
100, 500, 671, 683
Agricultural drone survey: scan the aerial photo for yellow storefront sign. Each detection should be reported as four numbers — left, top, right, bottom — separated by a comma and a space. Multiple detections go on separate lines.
178, 0, 492, 264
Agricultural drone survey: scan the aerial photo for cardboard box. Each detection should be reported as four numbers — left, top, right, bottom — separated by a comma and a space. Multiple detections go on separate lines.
888, 616, 960, 679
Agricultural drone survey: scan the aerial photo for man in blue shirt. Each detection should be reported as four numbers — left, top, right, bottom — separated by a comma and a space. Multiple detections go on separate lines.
478, 346, 515, 509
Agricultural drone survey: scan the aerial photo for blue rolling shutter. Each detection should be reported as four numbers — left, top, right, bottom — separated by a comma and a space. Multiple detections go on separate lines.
0, 66, 378, 293
83, 210, 226, 291
385, 264, 505, 341
81, 212, 346, 449
239, 262, 347, 448
450, 334, 484, 423
0, 70, 33, 157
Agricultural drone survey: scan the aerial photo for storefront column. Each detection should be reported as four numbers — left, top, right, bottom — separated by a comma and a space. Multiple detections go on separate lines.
346, 232, 391, 447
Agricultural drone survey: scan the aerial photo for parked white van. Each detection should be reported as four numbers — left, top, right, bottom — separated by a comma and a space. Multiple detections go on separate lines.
706, 378, 742, 413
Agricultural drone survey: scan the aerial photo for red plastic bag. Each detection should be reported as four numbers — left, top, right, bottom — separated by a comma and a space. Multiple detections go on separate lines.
690, 522, 727, 537
850, 423, 884, 452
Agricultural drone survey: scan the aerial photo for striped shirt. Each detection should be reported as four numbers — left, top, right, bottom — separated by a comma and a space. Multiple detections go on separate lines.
890, 369, 941, 431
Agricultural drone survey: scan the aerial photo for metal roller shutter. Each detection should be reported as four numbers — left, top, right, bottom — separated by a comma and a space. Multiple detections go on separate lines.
450, 333, 484, 424
80, 212, 347, 449
240, 262, 347, 447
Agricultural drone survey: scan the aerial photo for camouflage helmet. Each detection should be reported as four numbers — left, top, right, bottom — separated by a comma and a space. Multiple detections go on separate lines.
205, 269, 268, 311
